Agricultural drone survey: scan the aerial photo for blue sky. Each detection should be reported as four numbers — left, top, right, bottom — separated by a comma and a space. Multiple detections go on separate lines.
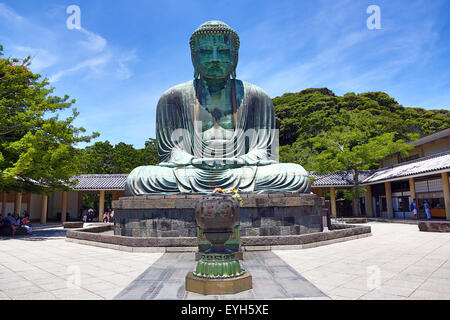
1, 0, 449, 148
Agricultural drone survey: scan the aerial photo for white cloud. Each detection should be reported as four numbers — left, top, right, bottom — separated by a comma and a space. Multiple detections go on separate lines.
49, 55, 110, 82
238, 0, 444, 101
78, 27, 107, 52
0, 2, 23, 23
13, 46, 59, 72
116, 51, 137, 80
0, 2, 136, 83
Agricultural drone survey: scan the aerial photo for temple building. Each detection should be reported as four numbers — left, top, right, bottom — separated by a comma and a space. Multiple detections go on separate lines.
0, 175, 126, 224
312, 128, 450, 220
1, 128, 449, 223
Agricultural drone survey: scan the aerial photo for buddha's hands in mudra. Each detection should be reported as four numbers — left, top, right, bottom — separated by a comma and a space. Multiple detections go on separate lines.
191, 158, 245, 169
190, 158, 278, 169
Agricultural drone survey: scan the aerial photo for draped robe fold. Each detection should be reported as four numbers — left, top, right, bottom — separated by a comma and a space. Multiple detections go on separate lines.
125, 79, 311, 195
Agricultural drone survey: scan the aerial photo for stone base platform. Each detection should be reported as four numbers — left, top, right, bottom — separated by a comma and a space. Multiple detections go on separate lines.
66, 223, 371, 251
185, 271, 252, 295
419, 221, 450, 232
112, 193, 325, 238
114, 251, 327, 300
342, 218, 367, 224
63, 222, 84, 229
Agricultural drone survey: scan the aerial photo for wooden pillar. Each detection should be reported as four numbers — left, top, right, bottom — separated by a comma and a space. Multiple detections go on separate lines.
61, 191, 68, 222
1, 192, 6, 218
99, 190, 105, 222
330, 187, 337, 218
40, 194, 48, 224
442, 172, 450, 221
409, 178, 416, 201
385, 182, 393, 218
14, 191, 22, 215
365, 185, 373, 217
77, 191, 83, 218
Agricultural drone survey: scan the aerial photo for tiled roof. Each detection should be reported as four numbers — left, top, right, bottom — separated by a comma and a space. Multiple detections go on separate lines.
310, 171, 373, 187
67, 151, 450, 191
311, 151, 450, 187
70, 174, 128, 190
411, 128, 450, 147
362, 151, 450, 183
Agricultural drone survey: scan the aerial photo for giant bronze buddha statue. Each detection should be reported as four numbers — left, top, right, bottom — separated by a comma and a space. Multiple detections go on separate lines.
125, 21, 310, 195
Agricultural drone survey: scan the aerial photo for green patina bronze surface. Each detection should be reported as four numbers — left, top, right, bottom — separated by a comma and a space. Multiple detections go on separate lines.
197, 225, 240, 252
194, 253, 244, 278
125, 20, 311, 195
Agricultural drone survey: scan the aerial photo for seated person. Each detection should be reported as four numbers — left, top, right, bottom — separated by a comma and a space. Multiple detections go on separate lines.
5, 213, 15, 224
11, 214, 21, 236
21, 214, 32, 235
0, 218, 6, 232
0, 214, 19, 236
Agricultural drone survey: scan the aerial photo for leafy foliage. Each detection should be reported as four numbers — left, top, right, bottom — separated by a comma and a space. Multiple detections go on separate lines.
274, 88, 449, 170
274, 88, 449, 216
0, 45, 98, 192
79, 138, 159, 174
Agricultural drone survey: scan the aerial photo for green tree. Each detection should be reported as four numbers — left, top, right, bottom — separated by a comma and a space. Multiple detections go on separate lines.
309, 110, 416, 216
79, 138, 159, 174
142, 138, 159, 166
0, 45, 98, 193
113, 142, 145, 173
274, 88, 450, 160
80, 141, 116, 174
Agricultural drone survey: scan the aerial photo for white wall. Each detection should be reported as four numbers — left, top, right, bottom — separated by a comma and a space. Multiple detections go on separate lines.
1, 203, 27, 216
29, 194, 42, 221
48, 191, 62, 220
48, 191, 79, 221
68, 192, 79, 220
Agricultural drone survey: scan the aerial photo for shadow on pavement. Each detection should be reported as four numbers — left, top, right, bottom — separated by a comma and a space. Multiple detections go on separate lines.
0, 228, 67, 242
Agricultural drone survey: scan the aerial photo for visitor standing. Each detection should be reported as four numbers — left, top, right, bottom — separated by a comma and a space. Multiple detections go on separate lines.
87, 208, 94, 222
103, 209, 109, 223
424, 200, 431, 220
410, 199, 418, 219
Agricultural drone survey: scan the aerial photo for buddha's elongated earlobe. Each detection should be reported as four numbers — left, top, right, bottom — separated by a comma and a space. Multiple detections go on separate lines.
231, 56, 238, 79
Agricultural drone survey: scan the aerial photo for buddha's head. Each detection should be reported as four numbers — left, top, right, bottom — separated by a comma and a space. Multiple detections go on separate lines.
190, 21, 240, 79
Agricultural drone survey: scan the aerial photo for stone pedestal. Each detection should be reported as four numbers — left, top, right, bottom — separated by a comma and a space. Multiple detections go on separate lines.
185, 271, 252, 295
112, 193, 325, 238
63, 222, 84, 229
343, 218, 368, 224
419, 221, 450, 232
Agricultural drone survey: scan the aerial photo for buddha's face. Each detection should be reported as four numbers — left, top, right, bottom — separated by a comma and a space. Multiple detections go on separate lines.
193, 34, 237, 79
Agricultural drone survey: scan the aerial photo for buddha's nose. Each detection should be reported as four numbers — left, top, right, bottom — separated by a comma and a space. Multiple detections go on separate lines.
211, 48, 219, 61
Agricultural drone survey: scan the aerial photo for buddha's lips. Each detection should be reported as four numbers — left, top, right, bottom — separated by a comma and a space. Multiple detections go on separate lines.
204, 62, 229, 69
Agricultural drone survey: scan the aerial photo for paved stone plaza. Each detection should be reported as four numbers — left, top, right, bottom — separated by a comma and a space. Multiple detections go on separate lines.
0, 222, 449, 300
115, 251, 326, 300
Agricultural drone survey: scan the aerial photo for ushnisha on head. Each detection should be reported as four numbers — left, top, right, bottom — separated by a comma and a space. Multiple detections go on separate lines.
190, 20, 240, 79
